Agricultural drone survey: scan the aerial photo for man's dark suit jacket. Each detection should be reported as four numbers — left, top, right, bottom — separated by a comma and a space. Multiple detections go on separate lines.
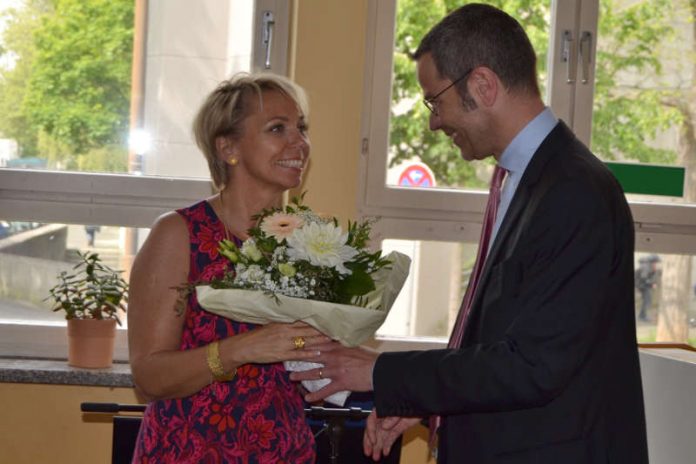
374, 122, 649, 463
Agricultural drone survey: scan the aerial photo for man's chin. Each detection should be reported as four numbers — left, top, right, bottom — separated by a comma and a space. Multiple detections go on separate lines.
458, 149, 475, 162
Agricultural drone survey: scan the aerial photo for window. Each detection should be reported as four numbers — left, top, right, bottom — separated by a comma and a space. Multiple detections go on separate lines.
0, 0, 292, 359
363, 0, 696, 346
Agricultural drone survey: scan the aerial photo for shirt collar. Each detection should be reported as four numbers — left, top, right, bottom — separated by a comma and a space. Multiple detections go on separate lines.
498, 107, 557, 174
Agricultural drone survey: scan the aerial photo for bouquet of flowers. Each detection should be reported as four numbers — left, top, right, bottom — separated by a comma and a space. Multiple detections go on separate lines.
195, 194, 410, 405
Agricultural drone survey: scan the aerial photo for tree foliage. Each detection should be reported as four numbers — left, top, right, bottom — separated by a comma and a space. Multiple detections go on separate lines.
390, 0, 679, 186
0, 0, 49, 157
390, 0, 550, 188
592, 0, 681, 163
0, 0, 133, 170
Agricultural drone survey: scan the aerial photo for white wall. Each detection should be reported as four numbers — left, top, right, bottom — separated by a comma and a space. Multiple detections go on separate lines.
639, 349, 696, 464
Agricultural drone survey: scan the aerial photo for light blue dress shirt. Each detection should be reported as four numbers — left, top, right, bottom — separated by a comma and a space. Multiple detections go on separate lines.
490, 107, 558, 247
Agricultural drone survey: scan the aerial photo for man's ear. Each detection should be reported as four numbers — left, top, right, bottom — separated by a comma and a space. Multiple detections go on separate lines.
469, 67, 499, 107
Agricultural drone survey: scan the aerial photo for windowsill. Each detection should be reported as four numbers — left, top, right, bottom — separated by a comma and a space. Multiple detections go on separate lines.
0, 357, 133, 388
639, 346, 696, 365
4, 341, 689, 389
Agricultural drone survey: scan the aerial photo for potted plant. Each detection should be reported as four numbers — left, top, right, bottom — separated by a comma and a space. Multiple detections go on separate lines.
47, 251, 129, 368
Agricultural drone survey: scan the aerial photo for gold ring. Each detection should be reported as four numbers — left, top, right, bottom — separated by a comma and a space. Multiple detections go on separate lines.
293, 336, 306, 350
318, 369, 324, 379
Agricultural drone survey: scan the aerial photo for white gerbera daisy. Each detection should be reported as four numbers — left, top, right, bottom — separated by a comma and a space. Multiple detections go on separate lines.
286, 222, 358, 275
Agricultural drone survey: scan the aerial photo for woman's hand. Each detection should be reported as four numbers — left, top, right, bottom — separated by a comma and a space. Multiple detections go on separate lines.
222, 321, 330, 366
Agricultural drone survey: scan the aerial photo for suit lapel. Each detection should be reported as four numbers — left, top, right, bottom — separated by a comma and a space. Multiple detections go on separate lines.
463, 121, 575, 336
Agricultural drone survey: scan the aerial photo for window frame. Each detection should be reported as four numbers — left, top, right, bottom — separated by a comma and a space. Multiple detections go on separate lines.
358, 0, 696, 344
357, 0, 696, 254
0, 170, 211, 360
0, 0, 293, 361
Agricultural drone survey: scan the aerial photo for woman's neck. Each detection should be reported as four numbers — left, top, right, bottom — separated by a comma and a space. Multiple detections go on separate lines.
216, 183, 283, 239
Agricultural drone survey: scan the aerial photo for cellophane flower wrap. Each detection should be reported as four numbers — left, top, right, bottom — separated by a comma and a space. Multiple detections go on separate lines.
196, 195, 410, 405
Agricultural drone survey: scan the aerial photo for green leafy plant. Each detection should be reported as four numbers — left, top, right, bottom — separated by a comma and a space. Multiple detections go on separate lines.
46, 251, 128, 324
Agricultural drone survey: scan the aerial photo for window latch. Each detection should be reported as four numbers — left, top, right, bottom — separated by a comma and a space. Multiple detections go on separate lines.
262, 11, 275, 69
579, 31, 593, 84
561, 30, 576, 84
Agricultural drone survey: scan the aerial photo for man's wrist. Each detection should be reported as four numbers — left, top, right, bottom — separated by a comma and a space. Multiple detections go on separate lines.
369, 352, 380, 391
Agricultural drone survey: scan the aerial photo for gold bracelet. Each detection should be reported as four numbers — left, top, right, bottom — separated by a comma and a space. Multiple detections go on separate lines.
206, 341, 236, 382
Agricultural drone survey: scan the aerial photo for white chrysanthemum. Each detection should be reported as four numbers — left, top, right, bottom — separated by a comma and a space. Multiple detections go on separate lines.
238, 264, 265, 283
286, 222, 358, 275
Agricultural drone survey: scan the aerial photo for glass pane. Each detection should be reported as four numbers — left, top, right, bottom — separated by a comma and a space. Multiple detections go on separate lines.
0, 222, 145, 325
376, 241, 695, 348
634, 252, 696, 347
0, 0, 135, 175
377, 238, 478, 338
0, 0, 254, 180
592, 0, 694, 205
386, 0, 551, 191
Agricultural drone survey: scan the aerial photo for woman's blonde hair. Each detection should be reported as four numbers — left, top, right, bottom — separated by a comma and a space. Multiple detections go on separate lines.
192, 72, 309, 190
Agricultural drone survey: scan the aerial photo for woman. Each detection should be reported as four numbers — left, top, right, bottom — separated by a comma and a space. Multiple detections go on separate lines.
128, 73, 327, 463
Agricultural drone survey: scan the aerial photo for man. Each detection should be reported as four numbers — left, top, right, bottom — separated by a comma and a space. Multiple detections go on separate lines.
635, 255, 659, 321
291, 4, 648, 463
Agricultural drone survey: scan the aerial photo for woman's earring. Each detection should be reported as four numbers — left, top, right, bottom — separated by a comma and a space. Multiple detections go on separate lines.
226, 156, 238, 166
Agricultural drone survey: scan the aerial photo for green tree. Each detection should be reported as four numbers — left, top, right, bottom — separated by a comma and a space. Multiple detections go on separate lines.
652, 0, 696, 343
0, 0, 50, 157
592, 0, 691, 342
0, 0, 133, 171
592, 0, 680, 163
390, 0, 550, 188
390, 0, 677, 183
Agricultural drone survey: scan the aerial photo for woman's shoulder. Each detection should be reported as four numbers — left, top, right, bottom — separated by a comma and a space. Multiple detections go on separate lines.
145, 199, 216, 248
176, 199, 211, 215
175, 199, 216, 224
146, 211, 189, 247
131, 211, 190, 278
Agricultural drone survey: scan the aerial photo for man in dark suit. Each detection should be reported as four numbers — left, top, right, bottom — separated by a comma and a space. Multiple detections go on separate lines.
291, 4, 648, 463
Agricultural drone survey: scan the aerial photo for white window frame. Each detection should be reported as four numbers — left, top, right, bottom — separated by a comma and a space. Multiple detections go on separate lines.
357, 0, 696, 254
357, 0, 696, 349
0, 0, 293, 361
0, 171, 212, 360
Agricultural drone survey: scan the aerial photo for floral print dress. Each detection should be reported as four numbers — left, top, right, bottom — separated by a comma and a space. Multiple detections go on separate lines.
132, 200, 315, 463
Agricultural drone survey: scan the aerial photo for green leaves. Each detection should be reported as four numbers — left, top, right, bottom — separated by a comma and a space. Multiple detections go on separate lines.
26, 0, 134, 153
335, 266, 375, 304
592, 0, 680, 164
46, 251, 128, 324
390, 0, 551, 188
390, 0, 682, 183
0, 0, 133, 166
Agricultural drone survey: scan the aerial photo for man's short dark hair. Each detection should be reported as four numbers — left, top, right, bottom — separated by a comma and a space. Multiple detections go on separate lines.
414, 3, 540, 99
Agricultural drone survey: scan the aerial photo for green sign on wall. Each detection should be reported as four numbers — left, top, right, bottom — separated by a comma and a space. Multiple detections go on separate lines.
605, 162, 685, 197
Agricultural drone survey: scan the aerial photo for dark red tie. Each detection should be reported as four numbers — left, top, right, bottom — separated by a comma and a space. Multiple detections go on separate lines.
429, 165, 508, 450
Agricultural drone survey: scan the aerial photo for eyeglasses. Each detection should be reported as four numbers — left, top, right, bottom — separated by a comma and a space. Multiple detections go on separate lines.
422, 68, 474, 115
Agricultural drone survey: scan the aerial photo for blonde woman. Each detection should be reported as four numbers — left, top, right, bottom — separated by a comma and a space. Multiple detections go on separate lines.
128, 73, 327, 463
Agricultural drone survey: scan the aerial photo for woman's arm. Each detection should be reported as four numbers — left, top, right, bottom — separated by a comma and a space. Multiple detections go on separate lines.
128, 212, 209, 400
128, 212, 327, 401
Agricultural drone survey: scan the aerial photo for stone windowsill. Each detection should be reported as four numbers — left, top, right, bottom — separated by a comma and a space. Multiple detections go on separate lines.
1, 347, 693, 389
0, 357, 133, 388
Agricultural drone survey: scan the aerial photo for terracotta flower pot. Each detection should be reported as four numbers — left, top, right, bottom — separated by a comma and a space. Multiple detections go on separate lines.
67, 318, 117, 368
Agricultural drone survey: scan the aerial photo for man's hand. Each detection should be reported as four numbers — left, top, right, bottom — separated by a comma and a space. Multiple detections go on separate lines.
363, 409, 420, 460
288, 341, 378, 402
